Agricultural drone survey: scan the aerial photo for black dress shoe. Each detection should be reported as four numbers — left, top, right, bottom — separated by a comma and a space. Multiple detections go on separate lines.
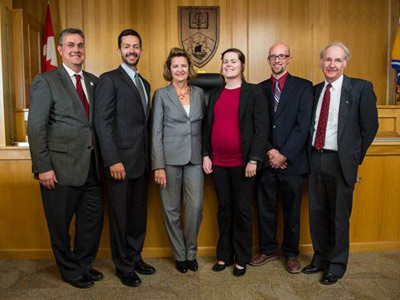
64, 275, 94, 289
212, 261, 231, 272
176, 260, 188, 273
233, 264, 246, 277
320, 272, 339, 285
135, 260, 156, 275
86, 268, 104, 281
187, 259, 198, 271
116, 270, 141, 287
302, 264, 322, 274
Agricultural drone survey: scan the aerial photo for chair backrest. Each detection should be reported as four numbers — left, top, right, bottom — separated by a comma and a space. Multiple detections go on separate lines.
190, 73, 224, 105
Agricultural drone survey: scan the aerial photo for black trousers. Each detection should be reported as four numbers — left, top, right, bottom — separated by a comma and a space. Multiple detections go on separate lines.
256, 168, 304, 258
308, 151, 354, 277
107, 173, 148, 274
40, 153, 103, 281
212, 166, 254, 266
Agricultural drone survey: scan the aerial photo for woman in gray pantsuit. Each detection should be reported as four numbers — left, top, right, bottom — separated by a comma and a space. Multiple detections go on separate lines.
151, 48, 205, 273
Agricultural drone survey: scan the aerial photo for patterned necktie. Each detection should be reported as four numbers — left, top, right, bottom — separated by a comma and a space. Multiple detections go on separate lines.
134, 73, 147, 113
74, 74, 89, 118
273, 80, 281, 112
314, 83, 332, 150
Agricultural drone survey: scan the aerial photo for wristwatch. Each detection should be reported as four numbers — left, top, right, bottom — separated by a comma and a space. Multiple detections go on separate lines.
248, 160, 257, 165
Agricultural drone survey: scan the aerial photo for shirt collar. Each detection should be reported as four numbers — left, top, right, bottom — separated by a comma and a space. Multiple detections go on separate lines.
324, 74, 344, 91
63, 63, 83, 78
121, 62, 138, 78
271, 72, 289, 88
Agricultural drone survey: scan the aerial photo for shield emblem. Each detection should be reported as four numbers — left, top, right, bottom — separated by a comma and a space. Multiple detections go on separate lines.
179, 6, 220, 68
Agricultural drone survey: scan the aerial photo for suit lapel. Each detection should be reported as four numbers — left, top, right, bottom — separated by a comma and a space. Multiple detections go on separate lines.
188, 85, 198, 120
239, 81, 250, 120
139, 74, 151, 119
274, 75, 293, 120
166, 84, 189, 118
57, 66, 88, 122
310, 82, 324, 137
83, 71, 95, 123
207, 86, 224, 127
118, 66, 146, 116
337, 75, 352, 140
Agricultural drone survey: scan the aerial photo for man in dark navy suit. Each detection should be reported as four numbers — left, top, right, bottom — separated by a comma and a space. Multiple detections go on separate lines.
95, 29, 155, 288
303, 42, 378, 285
250, 43, 313, 274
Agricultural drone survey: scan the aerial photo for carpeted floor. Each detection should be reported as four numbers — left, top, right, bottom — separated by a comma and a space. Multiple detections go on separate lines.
1, 252, 399, 299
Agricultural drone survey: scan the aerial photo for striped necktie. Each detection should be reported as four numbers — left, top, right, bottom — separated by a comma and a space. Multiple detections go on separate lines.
273, 80, 281, 112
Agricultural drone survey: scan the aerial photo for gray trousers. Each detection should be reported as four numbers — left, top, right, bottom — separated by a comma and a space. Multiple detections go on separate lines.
159, 164, 204, 261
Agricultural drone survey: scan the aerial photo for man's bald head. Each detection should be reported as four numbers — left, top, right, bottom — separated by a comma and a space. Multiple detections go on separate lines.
268, 43, 292, 78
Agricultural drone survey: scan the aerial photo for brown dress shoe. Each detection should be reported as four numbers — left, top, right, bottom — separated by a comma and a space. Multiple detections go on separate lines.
249, 252, 278, 266
284, 257, 301, 274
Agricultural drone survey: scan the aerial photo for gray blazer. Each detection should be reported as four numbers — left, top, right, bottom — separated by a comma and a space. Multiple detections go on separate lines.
28, 66, 98, 186
151, 84, 205, 169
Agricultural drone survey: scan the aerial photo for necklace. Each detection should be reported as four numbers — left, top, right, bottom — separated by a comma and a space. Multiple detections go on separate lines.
174, 85, 190, 101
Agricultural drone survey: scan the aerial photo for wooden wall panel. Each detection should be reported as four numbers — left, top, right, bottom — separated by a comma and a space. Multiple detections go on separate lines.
1, 147, 400, 258
1, 0, 400, 258
328, 0, 389, 105
33, 0, 393, 106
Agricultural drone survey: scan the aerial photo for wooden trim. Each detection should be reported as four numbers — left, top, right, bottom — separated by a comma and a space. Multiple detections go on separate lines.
0, 146, 30, 159
1, 242, 399, 260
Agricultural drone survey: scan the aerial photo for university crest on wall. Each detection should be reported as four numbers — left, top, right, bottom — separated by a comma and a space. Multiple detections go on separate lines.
178, 6, 220, 68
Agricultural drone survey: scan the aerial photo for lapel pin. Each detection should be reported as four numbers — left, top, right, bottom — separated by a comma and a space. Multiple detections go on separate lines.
90, 82, 94, 86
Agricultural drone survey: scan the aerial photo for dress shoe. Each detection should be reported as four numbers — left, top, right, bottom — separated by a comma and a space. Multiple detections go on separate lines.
250, 252, 278, 266
116, 270, 141, 287
302, 264, 323, 274
187, 259, 198, 271
233, 264, 246, 277
175, 260, 188, 273
86, 268, 104, 281
320, 272, 339, 285
135, 259, 156, 275
284, 257, 301, 274
64, 275, 94, 289
212, 261, 231, 272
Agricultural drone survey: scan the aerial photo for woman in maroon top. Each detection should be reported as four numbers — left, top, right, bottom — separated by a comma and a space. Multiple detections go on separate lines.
203, 48, 269, 276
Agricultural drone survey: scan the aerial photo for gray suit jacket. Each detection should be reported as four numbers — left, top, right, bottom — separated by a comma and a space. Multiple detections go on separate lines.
28, 66, 98, 186
151, 84, 205, 169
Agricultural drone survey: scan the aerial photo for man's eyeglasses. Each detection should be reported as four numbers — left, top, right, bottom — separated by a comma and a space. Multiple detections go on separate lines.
268, 54, 290, 61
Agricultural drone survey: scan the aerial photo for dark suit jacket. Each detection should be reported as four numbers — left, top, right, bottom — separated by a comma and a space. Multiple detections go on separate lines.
28, 66, 98, 186
94, 66, 151, 179
259, 74, 313, 175
310, 75, 379, 186
203, 81, 268, 165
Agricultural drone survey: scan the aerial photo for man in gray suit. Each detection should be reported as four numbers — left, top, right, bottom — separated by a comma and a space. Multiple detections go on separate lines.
28, 28, 103, 288
303, 42, 378, 285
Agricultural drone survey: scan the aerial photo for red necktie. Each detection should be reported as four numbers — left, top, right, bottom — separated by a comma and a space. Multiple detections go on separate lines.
314, 83, 332, 151
75, 74, 89, 118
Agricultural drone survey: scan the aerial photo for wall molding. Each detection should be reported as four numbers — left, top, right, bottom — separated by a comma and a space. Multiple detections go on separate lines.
1, 242, 399, 260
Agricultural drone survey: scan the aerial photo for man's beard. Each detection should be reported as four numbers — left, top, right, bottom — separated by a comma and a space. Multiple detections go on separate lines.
122, 53, 140, 67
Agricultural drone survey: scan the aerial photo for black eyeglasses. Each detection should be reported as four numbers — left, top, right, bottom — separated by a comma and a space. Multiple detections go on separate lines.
268, 54, 290, 61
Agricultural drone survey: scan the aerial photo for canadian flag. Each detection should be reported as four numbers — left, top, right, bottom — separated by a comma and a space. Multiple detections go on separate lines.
42, 3, 57, 72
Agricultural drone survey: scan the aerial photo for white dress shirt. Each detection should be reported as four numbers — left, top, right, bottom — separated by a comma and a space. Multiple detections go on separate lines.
120, 62, 149, 104
312, 75, 344, 151
63, 63, 89, 103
